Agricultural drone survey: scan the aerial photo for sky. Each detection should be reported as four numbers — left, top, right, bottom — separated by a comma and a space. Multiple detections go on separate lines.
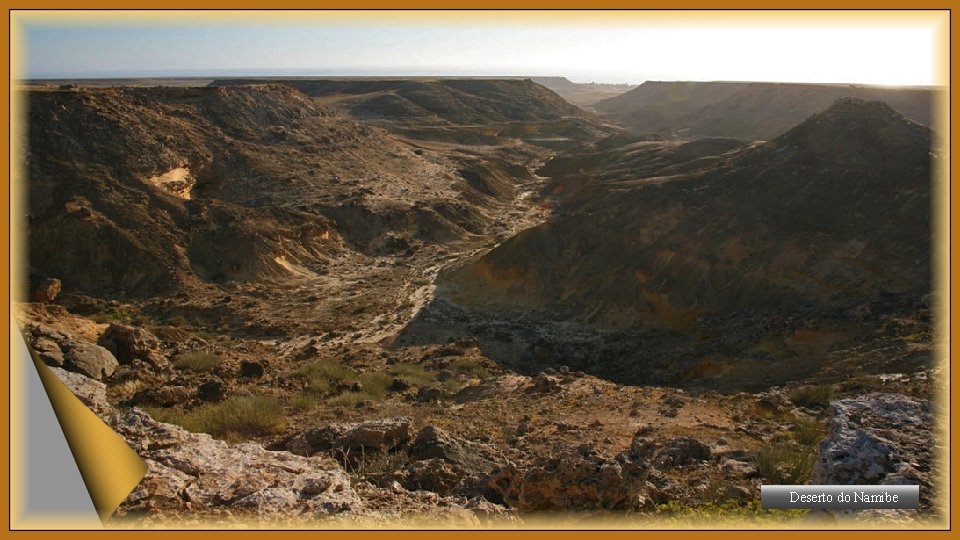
16, 11, 947, 85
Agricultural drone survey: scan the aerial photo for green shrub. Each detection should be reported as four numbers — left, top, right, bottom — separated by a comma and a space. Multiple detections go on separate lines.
145, 394, 286, 442
754, 442, 817, 485
173, 351, 220, 372
294, 361, 358, 393
448, 357, 490, 379
789, 385, 834, 409
289, 392, 322, 413
388, 363, 434, 386
791, 418, 827, 446
358, 372, 393, 399
328, 391, 368, 408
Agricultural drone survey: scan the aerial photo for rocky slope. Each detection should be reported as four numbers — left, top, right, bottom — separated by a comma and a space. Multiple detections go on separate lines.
412, 99, 933, 388
18, 77, 941, 527
211, 78, 618, 147
594, 81, 937, 140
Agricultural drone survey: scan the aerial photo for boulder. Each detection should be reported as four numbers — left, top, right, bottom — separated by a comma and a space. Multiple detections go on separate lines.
240, 361, 265, 378
407, 426, 502, 473
62, 340, 119, 380
285, 417, 412, 460
112, 409, 363, 516
371, 458, 466, 496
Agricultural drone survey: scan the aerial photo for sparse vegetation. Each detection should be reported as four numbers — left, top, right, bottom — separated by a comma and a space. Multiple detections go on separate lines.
91, 309, 131, 324
754, 442, 818, 485
388, 363, 435, 386
173, 351, 221, 372
289, 392, 322, 413
790, 417, 827, 446
448, 357, 491, 379
358, 372, 393, 399
294, 360, 358, 393
789, 384, 834, 409
650, 500, 807, 523
145, 394, 286, 442
328, 391, 369, 408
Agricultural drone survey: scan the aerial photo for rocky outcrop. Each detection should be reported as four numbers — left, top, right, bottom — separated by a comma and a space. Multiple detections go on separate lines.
284, 417, 412, 461
814, 393, 934, 511
98, 323, 165, 368
408, 426, 502, 473
48, 367, 501, 524
114, 410, 363, 517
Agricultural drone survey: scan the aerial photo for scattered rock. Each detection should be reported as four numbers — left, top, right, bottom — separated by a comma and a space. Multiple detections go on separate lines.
527, 372, 562, 394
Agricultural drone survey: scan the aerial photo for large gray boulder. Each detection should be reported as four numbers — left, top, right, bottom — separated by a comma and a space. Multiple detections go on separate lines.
814, 393, 935, 512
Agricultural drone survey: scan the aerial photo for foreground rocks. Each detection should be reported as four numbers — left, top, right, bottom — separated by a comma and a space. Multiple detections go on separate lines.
814, 393, 936, 516
49, 367, 509, 526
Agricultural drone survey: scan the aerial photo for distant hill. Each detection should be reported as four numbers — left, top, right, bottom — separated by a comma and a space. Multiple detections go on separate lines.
530, 77, 636, 108
211, 78, 618, 146
440, 98, 932, 330
593, 81, 938, 140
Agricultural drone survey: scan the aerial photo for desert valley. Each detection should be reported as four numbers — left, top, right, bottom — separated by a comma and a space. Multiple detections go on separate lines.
15, 76, 943, 527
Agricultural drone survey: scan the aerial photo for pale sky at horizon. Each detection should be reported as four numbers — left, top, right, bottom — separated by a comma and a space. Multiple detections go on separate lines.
16, 12, 947, 86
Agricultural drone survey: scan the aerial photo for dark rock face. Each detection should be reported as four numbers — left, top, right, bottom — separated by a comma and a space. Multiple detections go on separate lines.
814, 393, 934, 511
